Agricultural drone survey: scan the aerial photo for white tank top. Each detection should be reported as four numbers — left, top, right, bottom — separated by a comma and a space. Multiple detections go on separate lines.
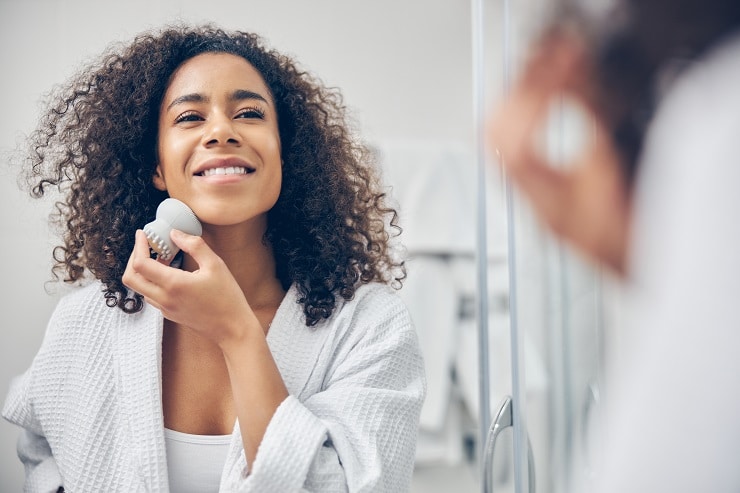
164, 428, 232, 493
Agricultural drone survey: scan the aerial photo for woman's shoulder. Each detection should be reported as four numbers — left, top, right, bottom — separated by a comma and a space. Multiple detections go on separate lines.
282, 282, 409, 329
338, 282, 410, 323
56, 280, 109, 304
316, 282, 424, 391
318, 282, 417, 354
653, 31, 740, 130
42, 281, 143, 345
49, 281, 115, 323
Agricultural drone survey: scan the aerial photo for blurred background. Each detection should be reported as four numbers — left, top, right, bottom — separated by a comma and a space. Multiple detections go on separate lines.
0, 1, 623, 491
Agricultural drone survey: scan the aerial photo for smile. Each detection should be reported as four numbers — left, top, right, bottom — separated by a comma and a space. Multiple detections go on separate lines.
200, 166, 253, 177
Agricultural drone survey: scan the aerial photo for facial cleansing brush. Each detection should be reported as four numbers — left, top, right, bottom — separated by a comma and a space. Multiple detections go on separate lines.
143, 198, 202, 261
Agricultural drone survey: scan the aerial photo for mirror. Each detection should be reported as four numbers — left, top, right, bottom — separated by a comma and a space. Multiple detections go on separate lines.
0, 1, 610, 492
0, 1, 477, 489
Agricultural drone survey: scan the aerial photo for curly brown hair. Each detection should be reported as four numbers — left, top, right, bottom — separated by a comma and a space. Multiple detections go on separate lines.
25, 24, 405, 326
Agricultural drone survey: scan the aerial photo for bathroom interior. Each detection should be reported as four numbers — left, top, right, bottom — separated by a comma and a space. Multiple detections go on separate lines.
0, 1, 624, 491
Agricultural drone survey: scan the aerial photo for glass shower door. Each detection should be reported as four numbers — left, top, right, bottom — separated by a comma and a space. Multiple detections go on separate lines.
475, 1, 609, 492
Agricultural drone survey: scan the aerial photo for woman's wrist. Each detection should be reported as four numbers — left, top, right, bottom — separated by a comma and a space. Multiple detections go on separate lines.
217, 313, 264, 358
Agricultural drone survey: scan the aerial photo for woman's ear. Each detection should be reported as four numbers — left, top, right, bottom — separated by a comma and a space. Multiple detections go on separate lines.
152, 165, 167, 191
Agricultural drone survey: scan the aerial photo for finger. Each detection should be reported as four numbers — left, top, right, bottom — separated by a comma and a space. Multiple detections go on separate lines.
123, 230, 155, 282
170, 229, 214, 268
489, 30, 594, 177
534, 29, 600, 112
156, 254, 173, 266
124, 231, 176, 293
136, 228, 155, 259
142, 295, 164, 313
488, 81, 552, 179
130, 226, 174, 266
489, 61, 560, 165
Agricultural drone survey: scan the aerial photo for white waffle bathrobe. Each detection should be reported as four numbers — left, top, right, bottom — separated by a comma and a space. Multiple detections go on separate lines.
3, 281, 425, 492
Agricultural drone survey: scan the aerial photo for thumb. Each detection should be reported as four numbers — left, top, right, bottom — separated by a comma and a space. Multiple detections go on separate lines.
170, 229, 214, 266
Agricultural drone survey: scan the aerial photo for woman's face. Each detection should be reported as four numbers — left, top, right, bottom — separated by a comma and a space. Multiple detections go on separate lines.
154, 52, 282, 231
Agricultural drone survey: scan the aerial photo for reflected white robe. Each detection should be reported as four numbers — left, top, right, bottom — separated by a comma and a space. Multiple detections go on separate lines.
3, 281, 425, 492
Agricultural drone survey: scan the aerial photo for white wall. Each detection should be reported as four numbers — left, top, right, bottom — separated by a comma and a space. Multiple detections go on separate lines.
0, 0, 474, 487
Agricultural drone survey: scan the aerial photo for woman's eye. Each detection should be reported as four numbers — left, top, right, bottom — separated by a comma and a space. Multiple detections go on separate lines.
236, 107, 265, 119
175, 112, 202, 123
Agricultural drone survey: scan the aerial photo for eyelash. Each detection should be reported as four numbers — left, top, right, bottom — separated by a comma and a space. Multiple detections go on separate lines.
174, 106, 266, 124
174, 111, 202, 123
236, 106, 266, 119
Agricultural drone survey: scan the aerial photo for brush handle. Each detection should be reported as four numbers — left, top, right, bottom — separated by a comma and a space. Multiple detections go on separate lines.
143, 198, 202, 261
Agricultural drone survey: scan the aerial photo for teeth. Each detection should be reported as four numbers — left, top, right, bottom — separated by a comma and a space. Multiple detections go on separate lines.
202, 166, 249, 177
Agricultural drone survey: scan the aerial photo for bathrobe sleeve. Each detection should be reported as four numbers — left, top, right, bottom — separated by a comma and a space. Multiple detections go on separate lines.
221, 286, 426, 493
3, 296, 67, 493
2, 284, 129, 493
2, 277, 76, 493
4, 372, 63, 493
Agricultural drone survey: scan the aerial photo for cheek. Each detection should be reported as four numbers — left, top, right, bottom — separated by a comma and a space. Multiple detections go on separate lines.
263, 167, 282, 211
158, 131, 178, 159
156, 118, 168, 156
263, 135, 282, 161
263, 130, 283, 196
269, 169, 282, 202
157, 131, 196, 171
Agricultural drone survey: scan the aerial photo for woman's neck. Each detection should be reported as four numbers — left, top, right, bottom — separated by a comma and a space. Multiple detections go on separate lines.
181, 223, 286, 310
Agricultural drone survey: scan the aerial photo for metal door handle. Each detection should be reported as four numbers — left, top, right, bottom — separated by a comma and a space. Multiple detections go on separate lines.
483, 396, 513, 491
483, 396, 537, 493
580, 382, 600, 479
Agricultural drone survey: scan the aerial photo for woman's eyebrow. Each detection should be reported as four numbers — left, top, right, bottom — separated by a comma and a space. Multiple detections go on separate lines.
231, 89, 270, 105
166, 93, 206, 112
166, 89, 269, 112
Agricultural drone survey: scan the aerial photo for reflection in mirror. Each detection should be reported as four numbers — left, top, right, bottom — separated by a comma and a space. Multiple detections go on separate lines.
0, 1, 475, 491
0, 1, 617, 493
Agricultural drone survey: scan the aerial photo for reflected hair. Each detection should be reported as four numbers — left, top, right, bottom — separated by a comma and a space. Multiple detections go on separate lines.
25, 24, 405, 326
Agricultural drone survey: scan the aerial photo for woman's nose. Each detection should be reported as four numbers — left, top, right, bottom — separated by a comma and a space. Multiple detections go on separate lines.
203, 115, 241, 147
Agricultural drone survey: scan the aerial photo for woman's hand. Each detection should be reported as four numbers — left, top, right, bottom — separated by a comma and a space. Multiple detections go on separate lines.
122, 229, 259, 348
488, 28, 631, 275
124, 228, 290, 464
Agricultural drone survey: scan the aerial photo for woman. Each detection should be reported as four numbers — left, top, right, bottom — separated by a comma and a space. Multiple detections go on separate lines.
3, 25, 425, 492
490, 1, 740, 491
